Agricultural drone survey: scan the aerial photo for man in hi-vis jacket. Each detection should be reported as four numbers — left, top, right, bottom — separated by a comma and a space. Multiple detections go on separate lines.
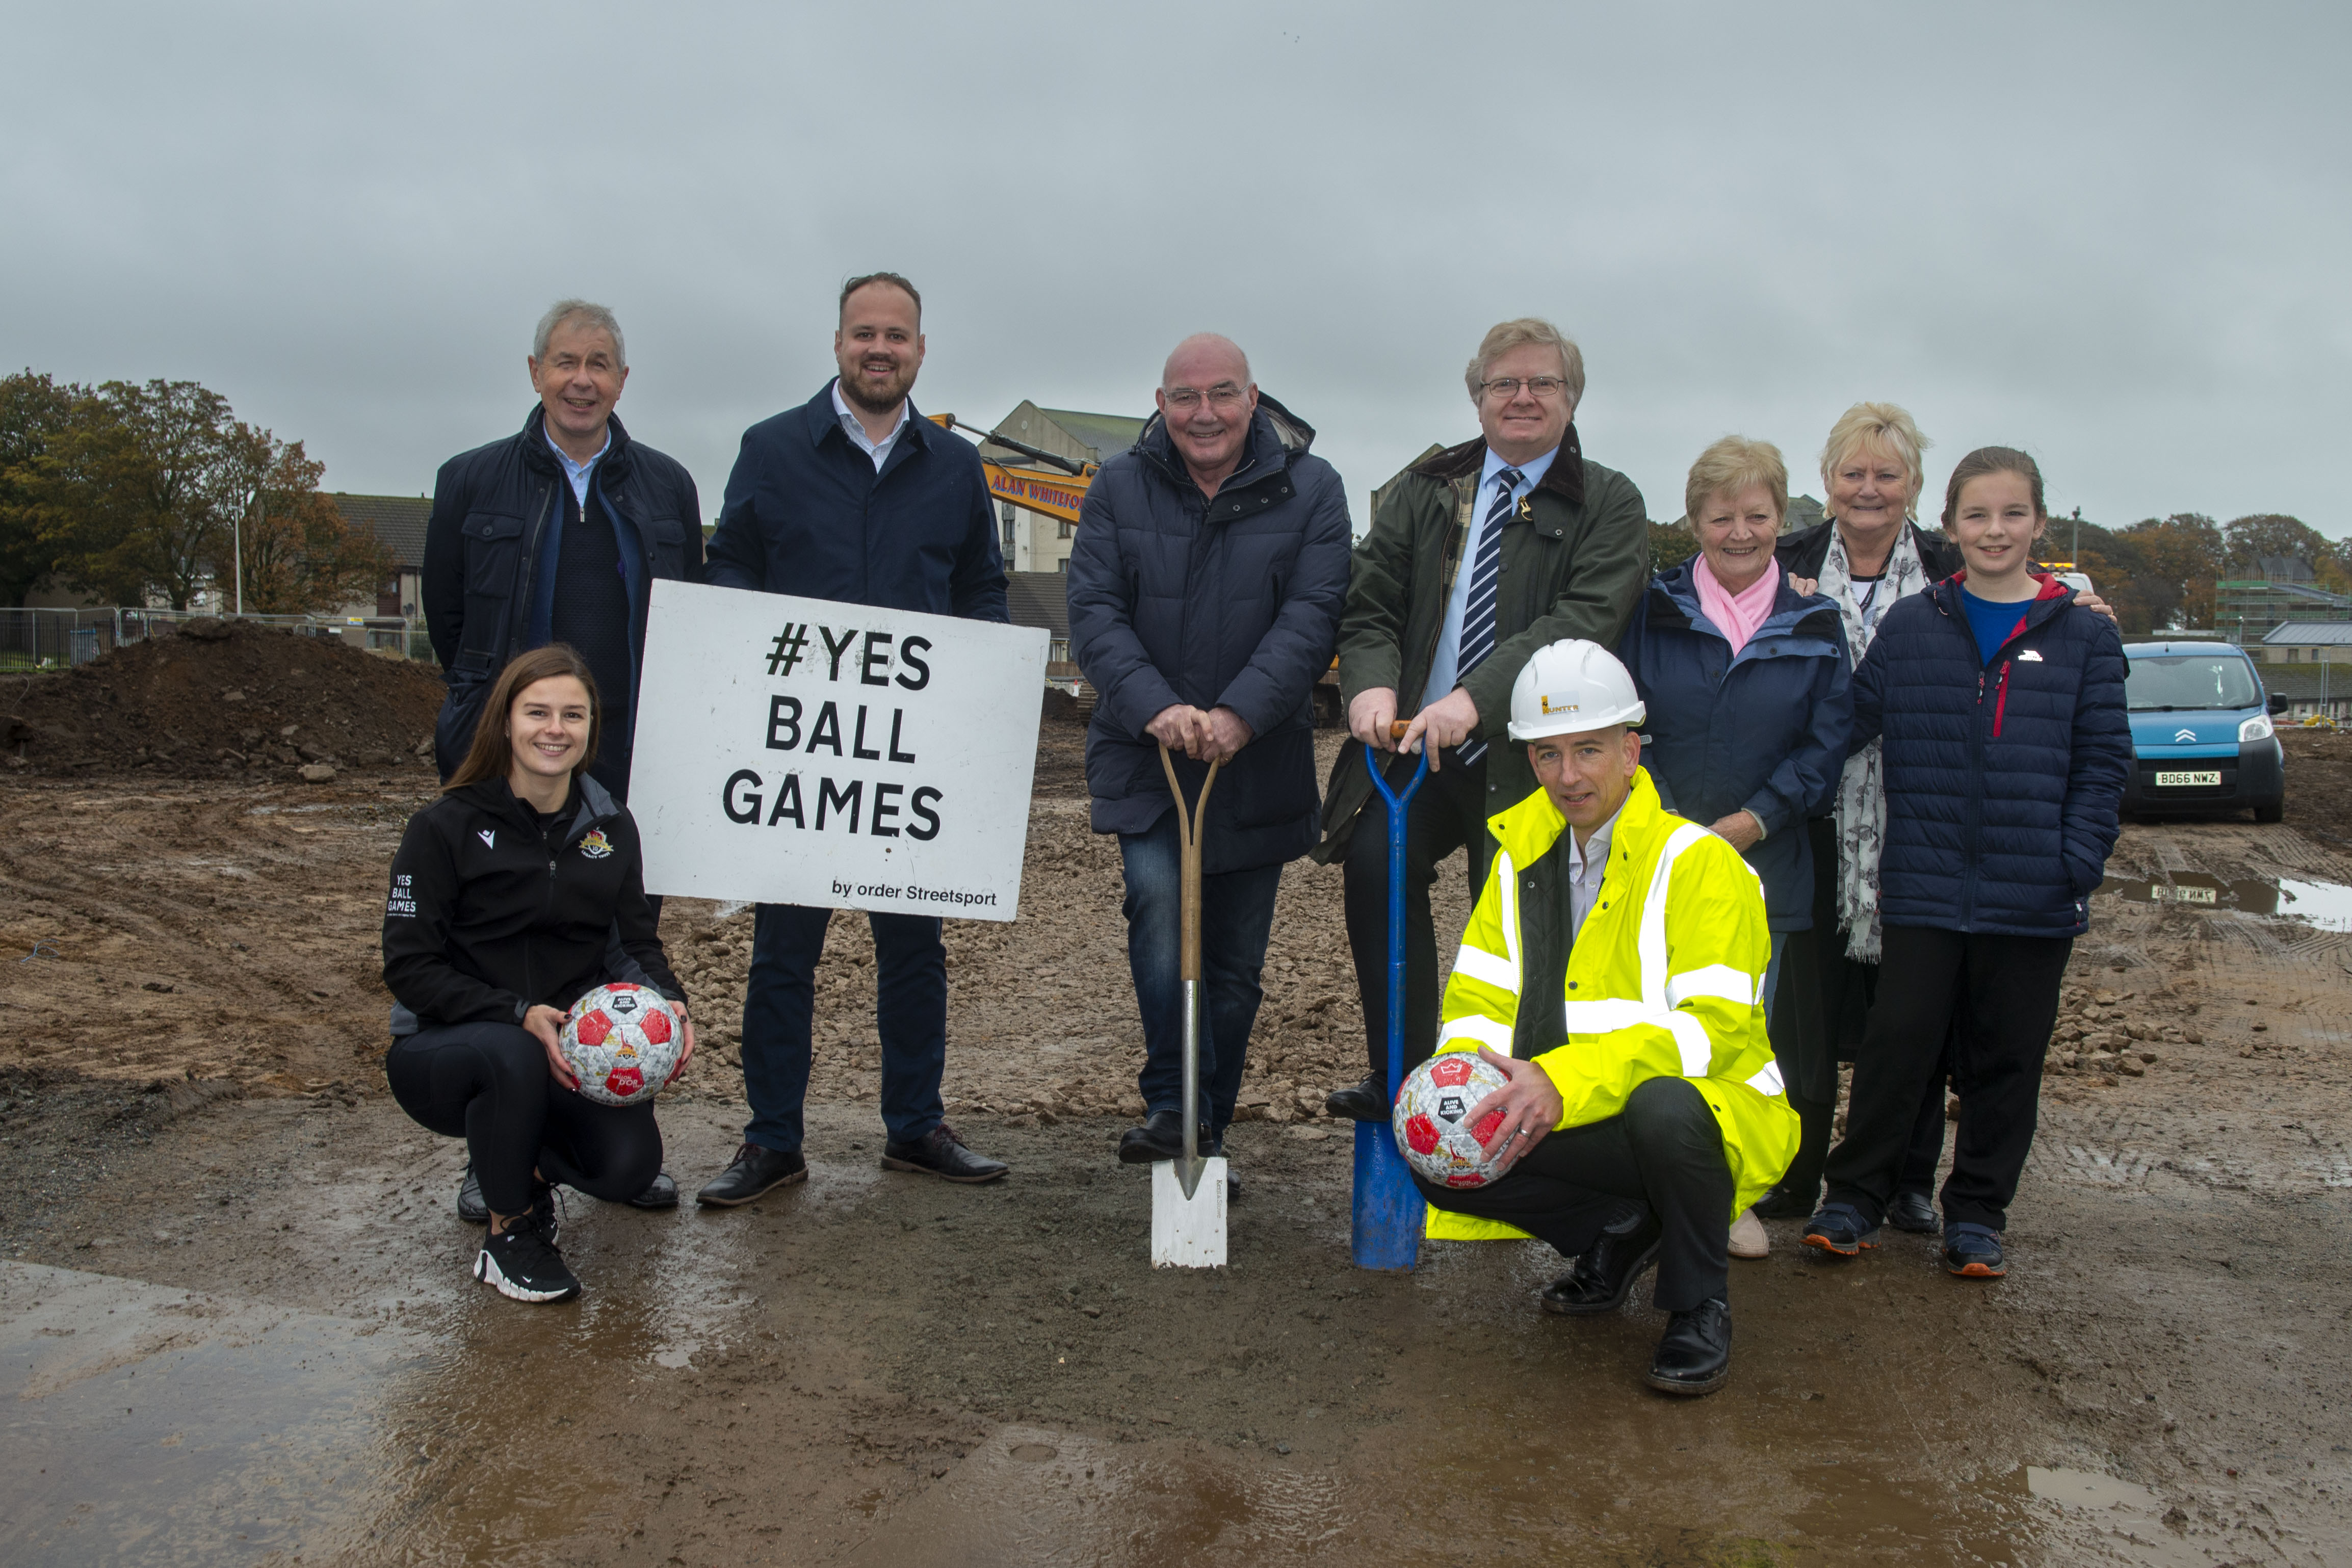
1416, 640, 1798, 1397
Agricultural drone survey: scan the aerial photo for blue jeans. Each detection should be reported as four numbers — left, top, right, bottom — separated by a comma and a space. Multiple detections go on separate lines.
1119, 813, 1283, 1135
739, 903, 946, 1152
1763, 930, 1788, 1032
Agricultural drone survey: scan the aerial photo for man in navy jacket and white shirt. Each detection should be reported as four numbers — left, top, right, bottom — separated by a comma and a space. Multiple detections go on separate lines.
696, 273, 1011, 1206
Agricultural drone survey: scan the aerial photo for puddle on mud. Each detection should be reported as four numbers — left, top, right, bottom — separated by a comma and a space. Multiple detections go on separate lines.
2096, 869, 2352, 930
0, 1261, 433, 1562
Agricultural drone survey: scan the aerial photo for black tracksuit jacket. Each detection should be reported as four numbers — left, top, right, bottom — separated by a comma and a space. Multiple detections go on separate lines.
381, 773, 684, 1034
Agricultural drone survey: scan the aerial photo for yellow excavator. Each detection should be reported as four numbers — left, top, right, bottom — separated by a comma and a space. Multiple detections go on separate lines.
926, 414, 1095, 528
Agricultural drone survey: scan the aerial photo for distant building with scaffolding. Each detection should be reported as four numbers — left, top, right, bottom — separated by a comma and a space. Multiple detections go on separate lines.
2213, 556, 2352, 647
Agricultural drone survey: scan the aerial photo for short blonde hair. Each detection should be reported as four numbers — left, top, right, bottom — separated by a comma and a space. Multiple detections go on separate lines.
1819, 401, 1930, 504
1684, 436, 1789, 529
1464, 318, 1585, 407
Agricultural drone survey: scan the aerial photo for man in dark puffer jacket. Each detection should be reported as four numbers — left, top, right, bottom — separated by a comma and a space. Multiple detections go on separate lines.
1067, 333, 1350, 1173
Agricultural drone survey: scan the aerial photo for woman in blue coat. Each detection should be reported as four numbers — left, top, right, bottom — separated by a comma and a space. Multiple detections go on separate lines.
1617, 436, 1852, 1257
1802, 448, 2128, 1279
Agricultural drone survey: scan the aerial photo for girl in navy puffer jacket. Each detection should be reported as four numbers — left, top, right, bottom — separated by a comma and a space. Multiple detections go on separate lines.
1805, 448, 2128, 1279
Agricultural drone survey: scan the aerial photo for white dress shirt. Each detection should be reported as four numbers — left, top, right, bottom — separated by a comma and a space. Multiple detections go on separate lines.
1420, 442, 1560, 711
1565, 799, 1623, 942
544, 425, 611, 508
831, 378, 911, 472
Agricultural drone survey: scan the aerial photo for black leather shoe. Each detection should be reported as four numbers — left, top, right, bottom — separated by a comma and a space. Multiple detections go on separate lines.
1324, 1075, 1389, 1122
456, 1162, 488, 1225
1540, 1208, 1665, 1316
625, 1170, 680, 1210
1646, 1298, 1732, 1396
882, 1122, 1008, 1183
1886, 1189, 1940, 1233
695, 1143, 807, 1207
1753, 1176, 1818, 1220
1117, 1110, 1208, 1165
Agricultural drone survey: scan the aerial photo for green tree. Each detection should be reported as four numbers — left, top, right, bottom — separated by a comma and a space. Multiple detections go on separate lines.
0, 371, 97, 606
72, 379, 253, 610
1650, 520, 1697, 571
2222, 513, 2333, 580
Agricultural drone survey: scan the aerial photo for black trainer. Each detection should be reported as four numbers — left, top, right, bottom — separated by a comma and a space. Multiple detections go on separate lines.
474, 1202, 580, 1303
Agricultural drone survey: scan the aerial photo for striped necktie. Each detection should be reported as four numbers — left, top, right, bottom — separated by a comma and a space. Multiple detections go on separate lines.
1453, 467, 1522, 765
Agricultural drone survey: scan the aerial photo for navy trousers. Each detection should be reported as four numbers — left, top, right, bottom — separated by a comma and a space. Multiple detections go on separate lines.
1117, 811, 1283, 1135
739, 903, 947, 1152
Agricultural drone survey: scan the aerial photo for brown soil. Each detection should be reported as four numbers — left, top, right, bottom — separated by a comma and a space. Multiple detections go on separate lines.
0, 617, 446, 781
2, 726, 2347, 1564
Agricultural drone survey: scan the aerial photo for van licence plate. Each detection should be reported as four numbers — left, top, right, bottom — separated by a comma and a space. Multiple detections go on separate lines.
2154, 770, 2222, 787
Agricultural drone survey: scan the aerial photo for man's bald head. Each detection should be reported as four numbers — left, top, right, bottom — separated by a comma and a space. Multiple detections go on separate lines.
1162, 333, 1251, 390
1155, 332, 1260, 497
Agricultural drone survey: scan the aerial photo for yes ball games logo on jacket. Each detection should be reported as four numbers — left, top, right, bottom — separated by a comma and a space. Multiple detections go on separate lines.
561, 983, 683, 1107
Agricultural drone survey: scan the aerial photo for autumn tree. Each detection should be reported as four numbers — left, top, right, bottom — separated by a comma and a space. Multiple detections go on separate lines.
226, 429, 394, 613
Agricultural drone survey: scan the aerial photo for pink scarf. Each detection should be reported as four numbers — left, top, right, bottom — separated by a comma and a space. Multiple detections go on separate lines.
1693, 552, 1780, 656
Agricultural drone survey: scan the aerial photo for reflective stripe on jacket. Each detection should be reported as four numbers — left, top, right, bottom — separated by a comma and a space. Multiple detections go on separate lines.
1427, 767, 1800, 1240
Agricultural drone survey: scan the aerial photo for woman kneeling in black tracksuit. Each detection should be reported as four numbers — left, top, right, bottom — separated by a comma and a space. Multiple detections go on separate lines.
381, 644, 694, 1303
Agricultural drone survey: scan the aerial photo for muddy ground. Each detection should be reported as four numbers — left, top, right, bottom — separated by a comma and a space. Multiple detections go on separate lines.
1, 723, 2348, 1565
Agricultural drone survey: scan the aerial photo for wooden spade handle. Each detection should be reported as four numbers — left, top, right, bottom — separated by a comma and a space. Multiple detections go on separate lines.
1158, 744, 1221, 982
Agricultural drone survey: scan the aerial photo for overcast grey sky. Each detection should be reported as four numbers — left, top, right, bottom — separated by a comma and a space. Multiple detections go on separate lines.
5, 3, 2347, 538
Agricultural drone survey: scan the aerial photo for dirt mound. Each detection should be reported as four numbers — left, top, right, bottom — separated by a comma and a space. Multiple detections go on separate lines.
0, 618, 446, 780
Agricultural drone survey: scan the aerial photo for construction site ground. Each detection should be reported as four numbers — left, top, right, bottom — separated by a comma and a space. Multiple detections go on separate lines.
2, 670, 2347, 1563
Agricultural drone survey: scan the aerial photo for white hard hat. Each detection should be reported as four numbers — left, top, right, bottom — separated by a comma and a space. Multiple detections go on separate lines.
1506, 639, 1645, 741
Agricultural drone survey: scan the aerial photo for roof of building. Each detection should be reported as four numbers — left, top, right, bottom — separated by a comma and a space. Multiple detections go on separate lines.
2253, 663, 2352, 698
332, 493, 431, 570
2262, 621, 2352, 646
1005, 571, 1069, 637
1033, 408, 1145, 463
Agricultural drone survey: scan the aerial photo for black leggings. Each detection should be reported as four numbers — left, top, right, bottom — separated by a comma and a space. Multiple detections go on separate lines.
1823, 925, 2071, 1232
387, 1022, 662, 1215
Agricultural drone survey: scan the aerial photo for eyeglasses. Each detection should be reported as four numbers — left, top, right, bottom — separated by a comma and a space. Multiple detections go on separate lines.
1163, 384, 1247, 413
1480, 376, 1569, 400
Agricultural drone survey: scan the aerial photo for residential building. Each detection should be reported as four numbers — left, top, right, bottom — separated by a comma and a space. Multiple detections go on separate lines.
980, 403, 1143, 574
2214, 557, 2352, 647
2258, 621, 2352, 664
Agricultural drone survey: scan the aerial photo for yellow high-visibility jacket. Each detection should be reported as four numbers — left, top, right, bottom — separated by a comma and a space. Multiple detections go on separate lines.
1427, 768, 1799, 1240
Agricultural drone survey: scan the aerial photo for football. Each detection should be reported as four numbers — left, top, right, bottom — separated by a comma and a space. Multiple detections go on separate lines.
560, 983, 684, 1108
1392, 1051, 1514, 1188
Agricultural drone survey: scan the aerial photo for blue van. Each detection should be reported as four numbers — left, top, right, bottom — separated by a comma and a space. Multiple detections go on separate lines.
2121, 640, 2287, 822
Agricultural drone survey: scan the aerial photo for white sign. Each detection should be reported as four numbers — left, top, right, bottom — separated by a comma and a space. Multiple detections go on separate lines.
630, 581, 1048, 921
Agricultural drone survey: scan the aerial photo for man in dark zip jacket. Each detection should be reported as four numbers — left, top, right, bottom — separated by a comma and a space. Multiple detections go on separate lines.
422, 300, 704, 800
694, 272, 1010, 1205
1066, 333, 1350, 1173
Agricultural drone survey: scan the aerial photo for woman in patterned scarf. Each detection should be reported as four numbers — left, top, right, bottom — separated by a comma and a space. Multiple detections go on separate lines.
1757, 404, 1958, 1227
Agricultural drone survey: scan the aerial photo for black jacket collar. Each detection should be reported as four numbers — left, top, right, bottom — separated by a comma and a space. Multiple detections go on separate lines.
1408, 424, 1587, 508
453, 772, 619, 843
517, 403, 633, 485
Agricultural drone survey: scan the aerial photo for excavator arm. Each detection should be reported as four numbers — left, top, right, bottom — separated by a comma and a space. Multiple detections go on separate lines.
928, 413, 1096, 528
